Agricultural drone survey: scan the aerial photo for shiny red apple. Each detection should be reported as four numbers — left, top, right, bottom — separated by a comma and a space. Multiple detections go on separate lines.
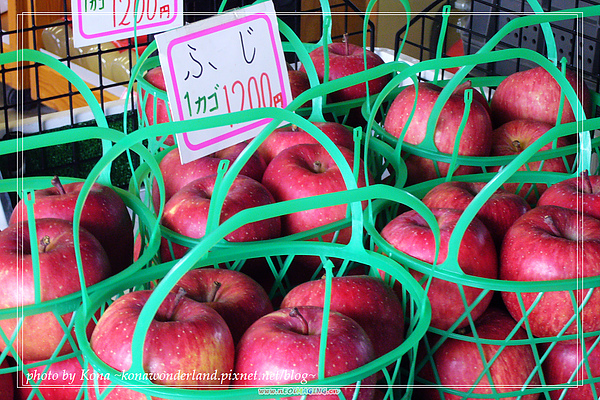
151, 142, 267, 213
383, 81, 493, 184
173, 267, 273, 344
500, 205, 600, 338
490, 65, 592, 129
0, 218, 111, 361
89, 289, 235, 399
421, 180, 531, 249
415, 308, 541, 400
537, 170, 600, 220
379, 207, 498, 331
160, 173, 281, 261
234, 306, 376, 400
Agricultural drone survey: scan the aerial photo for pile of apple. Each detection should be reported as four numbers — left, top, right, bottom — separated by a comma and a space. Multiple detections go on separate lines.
383, 65, 591, 191
0, 175, 137, 398
135, 33, 600, 399
149, 117, 379, 282
373, 65, 600, 398
376, 170, 600, 399
80, 263, 409, 399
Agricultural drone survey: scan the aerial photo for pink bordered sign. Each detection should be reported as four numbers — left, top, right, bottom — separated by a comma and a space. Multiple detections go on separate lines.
71, 0, 183, 47
155, 0, 292, 164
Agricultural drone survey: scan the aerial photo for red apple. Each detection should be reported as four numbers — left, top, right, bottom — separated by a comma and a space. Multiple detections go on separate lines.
0, 218, 111, 361
379, 207, 498, 331
288, 67, 311, 108
280, 275, 404, 367
18, 356, 88, 400
151, 142, 267, 213
490, 65, 592, 129
261, 143, 369, 244
173, 267, 273, 344
160, 173, 281, 261
415, 307, 541, 400
0, 358, 13, 400
538, 170, 600, 220
421, 181, 531, 249
234, 306, 376, 400
383, 81, 493, 185
9, 176, 134, 274
489, 119, 575, 205
257, 121, 355, 166
140, 65, 174, 147
89, 289, 235, 399
542, 338, 600, 400
500, 205, 600, 338
301, 39, 391, 103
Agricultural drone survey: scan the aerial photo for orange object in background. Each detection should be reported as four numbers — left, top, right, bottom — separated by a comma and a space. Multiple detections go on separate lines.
444, 38, 465, 74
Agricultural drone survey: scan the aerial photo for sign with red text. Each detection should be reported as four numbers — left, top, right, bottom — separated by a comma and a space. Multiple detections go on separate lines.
155, 0, 292, 164
71, 0, 183, 47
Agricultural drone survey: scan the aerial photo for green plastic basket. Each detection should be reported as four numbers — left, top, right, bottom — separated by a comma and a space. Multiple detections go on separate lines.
362, 5, 599, 190
367, 175, 600, 399
73, 180, 432, 400
364, 57, 600, 400
0, 49, 164, 399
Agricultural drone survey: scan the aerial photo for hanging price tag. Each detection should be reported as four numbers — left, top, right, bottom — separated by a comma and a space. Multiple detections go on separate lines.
71, 0, 184, 47
155, 0, 292, 164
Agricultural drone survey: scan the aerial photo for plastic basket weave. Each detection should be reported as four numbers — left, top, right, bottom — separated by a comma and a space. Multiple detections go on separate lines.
73, 172, 432, 399
0, 49, 163, 399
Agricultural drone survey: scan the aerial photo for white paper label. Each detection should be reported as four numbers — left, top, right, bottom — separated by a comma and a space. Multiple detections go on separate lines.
71, 0, 184, 47
155, 0, 292, 164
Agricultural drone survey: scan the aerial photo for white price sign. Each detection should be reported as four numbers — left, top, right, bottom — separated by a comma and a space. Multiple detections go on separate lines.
155, 0, 292, 164
71, 0, 184, 47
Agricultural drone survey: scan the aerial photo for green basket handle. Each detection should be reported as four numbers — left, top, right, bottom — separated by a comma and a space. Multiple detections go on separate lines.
360, 0, 411, 115
75, 190, 432, 398
525, 0, 558, 65
448, 119, 592, 264
421, 118, 588, 278
45, 126, 164, 312
368, 6, 597, 169
110, 105, 366, 241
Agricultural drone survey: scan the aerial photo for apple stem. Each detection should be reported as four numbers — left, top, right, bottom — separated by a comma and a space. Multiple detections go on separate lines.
343, 33, 349, 56
512, 140, 523, 152
166, 287, 187, 321
51, 176, 67, 195
206, 281, 222, 302
312, 160, 323, 173
291, 124, 299, 132
581, 170, 593, 194
40, 235, 51, 253
289, 307, 309, 335
543, 215, 562, 237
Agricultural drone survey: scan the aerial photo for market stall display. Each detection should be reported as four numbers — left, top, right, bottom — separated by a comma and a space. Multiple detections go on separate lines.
1, 0, 599, 399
